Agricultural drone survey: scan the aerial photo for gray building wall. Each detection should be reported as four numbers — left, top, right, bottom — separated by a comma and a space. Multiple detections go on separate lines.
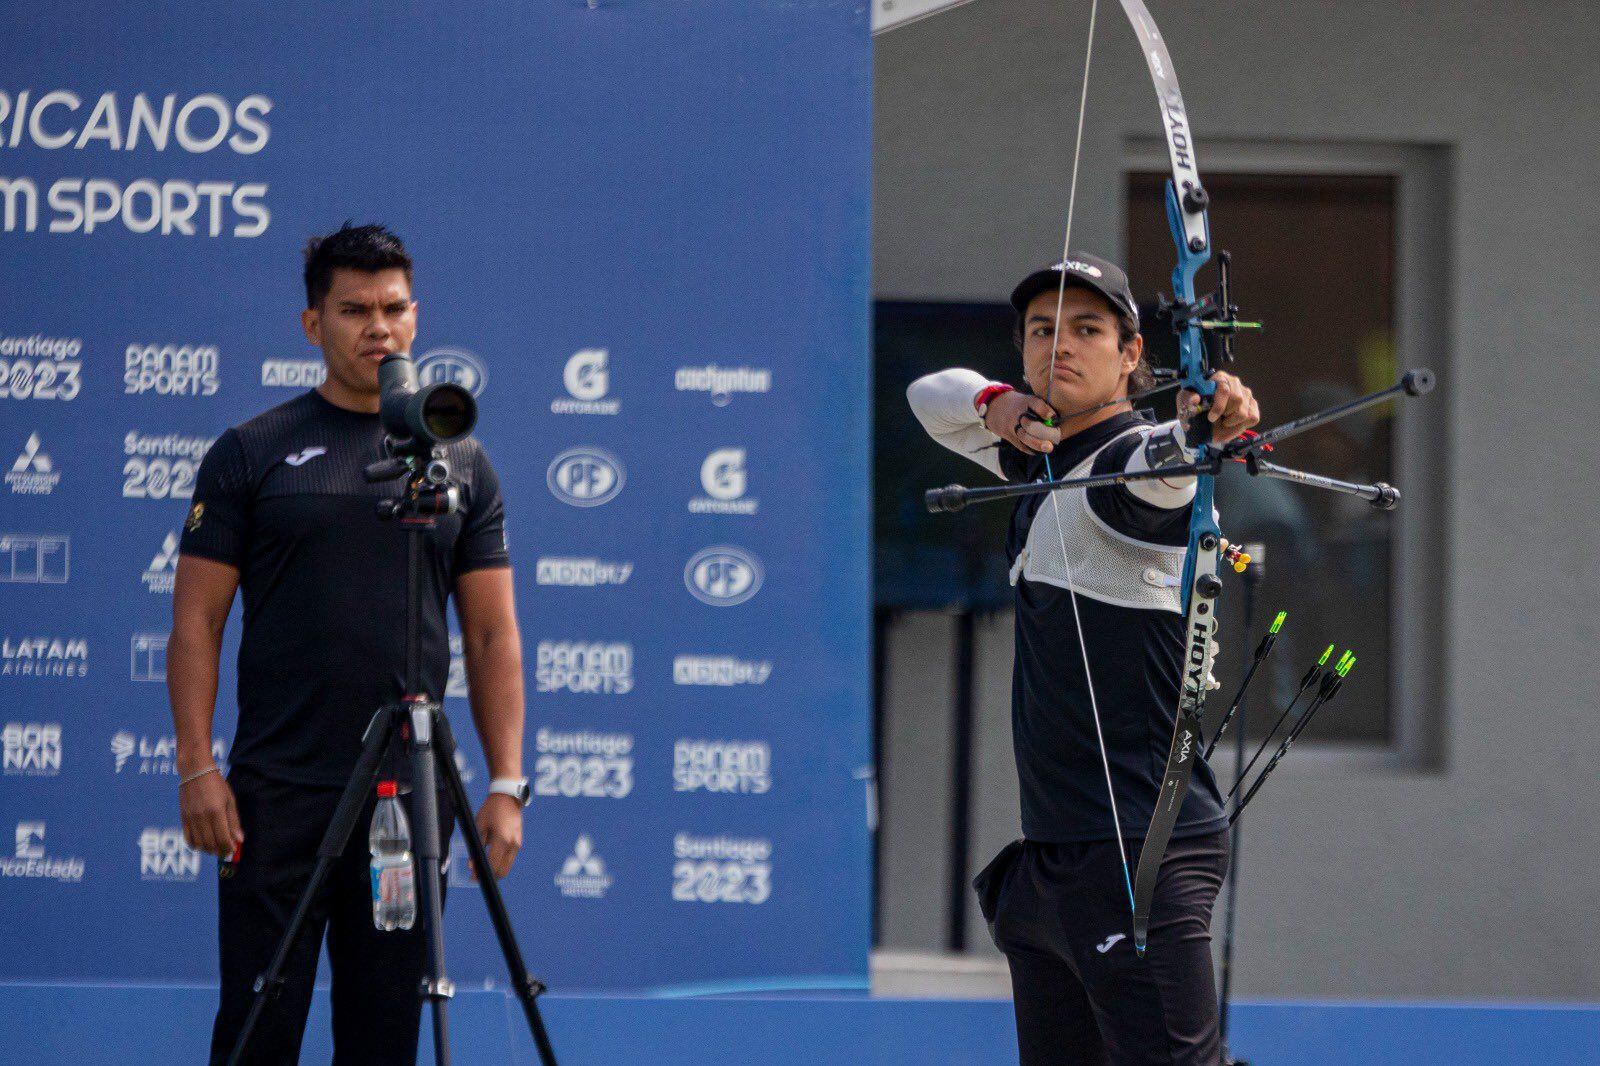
873, 0, 1600, 999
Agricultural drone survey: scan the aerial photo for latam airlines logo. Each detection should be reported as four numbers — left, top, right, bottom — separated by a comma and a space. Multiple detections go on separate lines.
112, 733, 228, 775
140, 827, 201, 881
0, 636, 89, 679
690, 448, 758, 515
417, 347, 487, 396
3, 722, 61, 775
6, 433, 60, 495
684, 546, 763, 606
0, 533, 70, 584
553, 349, 620, 415
142, 532, 180, 593
547, 448, 625, 508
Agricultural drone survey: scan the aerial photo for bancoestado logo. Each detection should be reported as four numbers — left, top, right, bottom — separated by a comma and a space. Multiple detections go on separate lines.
690, 447, 758, 515
533, 728, 634, 799
547, 448, 625, 508
673, 739, 771, 795
416, 347, 487, 396
0, 636, 88, 679
672, 834, 772, 905
112, 732, 227, 776
672, 655, 771, 687
0, 532, 70, 584
684, 546, 763, 606
535, 641, 633, 695
554, 835, 612, 899
261, 359, 324, 388
0, 89, 272, 237
3, 722, 62, 776
673, 363, 772, 407
123, 431, 212, 500
0, 334, 82, 401
140, 826, 201, 882
142, 532, 179, 593
6, 432, 60, 495
553, 348, 619, 415
2, 822, 84, 882
535, 557, 633, 588
124, 343, 219, 396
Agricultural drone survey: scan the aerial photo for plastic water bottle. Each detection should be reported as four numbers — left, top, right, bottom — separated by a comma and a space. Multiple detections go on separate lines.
370, 780, 416, 931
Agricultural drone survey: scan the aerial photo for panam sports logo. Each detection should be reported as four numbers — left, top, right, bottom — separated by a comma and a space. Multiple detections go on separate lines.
547, 448, 625, 508
416, 347, 487, 396
684, 546, 763, 606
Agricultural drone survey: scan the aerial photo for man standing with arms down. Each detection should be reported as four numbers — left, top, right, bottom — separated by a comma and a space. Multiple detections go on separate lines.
168, 224, 531, 1064
908, 254, 1259, 1065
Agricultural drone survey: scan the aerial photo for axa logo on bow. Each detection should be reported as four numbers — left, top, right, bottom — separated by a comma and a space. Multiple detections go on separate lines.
547, 447, 625, 507
685, 546, 763, 606
140, 827, 200, 881
553, 348, 619, 415
3, 722, 61, 775
691, 448, 758, 515
6, 433, 60, 494
143, 532, 179, 593
416, 347, 487, 396
2, 822, 84, 882
0, 532, 70, 584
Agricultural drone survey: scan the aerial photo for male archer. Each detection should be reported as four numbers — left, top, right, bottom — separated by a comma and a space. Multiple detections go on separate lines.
907, 253, 1259, 1066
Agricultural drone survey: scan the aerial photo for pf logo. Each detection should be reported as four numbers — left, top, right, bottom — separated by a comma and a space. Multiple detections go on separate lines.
563, 348, 609, 401
685, 546, 763, 606
416, 348, 487, 396
547, 448, 625, 507
700, 448, 747, 501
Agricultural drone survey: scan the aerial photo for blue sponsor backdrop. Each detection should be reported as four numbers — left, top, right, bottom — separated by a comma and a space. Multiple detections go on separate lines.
0, 0, 872, 992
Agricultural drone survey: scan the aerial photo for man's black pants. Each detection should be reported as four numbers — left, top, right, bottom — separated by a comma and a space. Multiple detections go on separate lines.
977, 831, 1230, 1066
210, 767, 455, 1065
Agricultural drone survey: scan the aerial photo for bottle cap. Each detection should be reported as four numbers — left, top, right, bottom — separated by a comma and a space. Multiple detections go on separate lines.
377, 780, 398, 798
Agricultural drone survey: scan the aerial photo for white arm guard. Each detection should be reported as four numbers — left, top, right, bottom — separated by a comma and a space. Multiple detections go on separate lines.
1123, 419, 1199, 510
906, 368, 1006, 479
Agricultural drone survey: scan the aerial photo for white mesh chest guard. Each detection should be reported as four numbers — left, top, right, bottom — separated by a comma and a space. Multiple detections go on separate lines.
1011, 427, 1188, 614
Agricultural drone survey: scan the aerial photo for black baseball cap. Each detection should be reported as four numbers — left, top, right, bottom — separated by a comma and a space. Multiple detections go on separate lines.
1009, 253, 1139, 330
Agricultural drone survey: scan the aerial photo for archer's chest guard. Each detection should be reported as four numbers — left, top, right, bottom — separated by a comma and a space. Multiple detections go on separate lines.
1009, 427, 1186, 614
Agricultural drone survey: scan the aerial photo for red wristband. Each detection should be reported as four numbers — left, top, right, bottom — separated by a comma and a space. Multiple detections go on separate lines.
974, 383, 1014, 417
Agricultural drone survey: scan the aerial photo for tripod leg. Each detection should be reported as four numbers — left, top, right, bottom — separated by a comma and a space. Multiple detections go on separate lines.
433, 711, 560, 1066
227, 707, 397, 1066
408, 703, 454, 1066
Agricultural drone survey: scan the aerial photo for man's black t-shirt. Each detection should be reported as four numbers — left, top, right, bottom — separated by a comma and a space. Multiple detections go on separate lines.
998, 411, 1228, 844
179, 389, 510, 786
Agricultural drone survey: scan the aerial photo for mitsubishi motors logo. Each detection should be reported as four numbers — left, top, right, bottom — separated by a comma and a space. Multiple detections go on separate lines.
6, 433, 60, 495
143, 532, 180, 594
555, 835, 612, 898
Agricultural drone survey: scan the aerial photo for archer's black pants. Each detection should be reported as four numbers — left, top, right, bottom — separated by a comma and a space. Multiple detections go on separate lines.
977, 831, 1229, 1066
209, 767, 455, 1065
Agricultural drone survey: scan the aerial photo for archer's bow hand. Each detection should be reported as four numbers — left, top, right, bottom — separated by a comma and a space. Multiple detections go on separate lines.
1178, 370, 1260, 445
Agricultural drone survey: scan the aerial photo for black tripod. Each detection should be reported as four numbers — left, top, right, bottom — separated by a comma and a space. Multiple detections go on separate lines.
227, 447, 557, 1066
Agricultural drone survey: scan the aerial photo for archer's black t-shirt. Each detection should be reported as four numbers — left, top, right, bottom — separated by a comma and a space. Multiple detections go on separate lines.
179, 389, 510, 786
999, 412, 1229, 844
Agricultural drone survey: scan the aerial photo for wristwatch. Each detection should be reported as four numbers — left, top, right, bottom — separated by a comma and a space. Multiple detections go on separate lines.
489, 777, 532, 807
